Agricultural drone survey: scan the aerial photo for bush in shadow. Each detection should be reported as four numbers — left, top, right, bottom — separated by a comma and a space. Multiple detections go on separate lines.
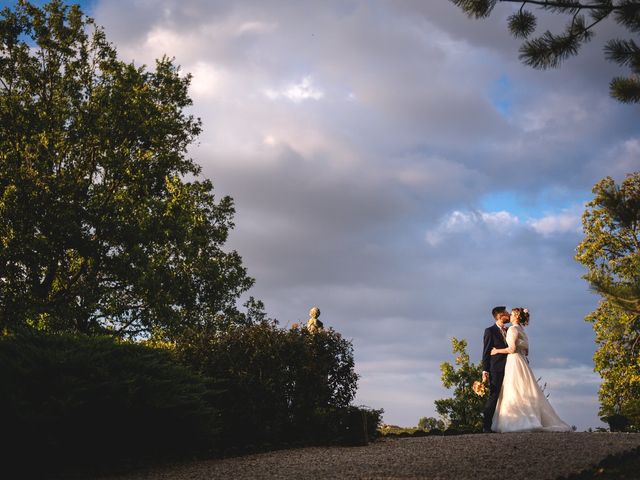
175, 321, 366, 448
0, 322, 381, 476
603, 413, 630, 432
0, 332, 219, 476
326, 405, 384, 446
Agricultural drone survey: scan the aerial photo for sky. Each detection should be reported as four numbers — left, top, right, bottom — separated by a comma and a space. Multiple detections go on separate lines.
5, 0, 640, 430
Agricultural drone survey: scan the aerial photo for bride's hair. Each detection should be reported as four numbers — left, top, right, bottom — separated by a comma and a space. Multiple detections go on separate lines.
512, 307, 529, 326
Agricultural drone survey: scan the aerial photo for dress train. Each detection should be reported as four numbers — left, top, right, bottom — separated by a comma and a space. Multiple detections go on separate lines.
492, 325, 571, 433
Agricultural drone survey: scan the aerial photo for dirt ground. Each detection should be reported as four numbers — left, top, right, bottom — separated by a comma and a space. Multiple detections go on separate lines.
103, 432, 640, 480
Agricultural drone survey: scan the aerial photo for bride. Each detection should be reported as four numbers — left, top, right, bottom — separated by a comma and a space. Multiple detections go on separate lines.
490, 307, 571, 433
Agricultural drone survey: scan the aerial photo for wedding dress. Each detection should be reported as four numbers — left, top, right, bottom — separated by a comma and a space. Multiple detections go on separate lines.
492, 324, 571, 433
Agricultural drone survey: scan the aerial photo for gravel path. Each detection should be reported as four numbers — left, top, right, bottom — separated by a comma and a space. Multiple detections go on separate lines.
104, 432, 640, 480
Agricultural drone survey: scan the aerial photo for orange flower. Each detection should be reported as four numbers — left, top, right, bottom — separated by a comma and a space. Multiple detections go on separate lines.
472, 380, 487, 397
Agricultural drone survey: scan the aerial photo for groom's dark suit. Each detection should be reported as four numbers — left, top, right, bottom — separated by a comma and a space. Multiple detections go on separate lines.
482, 324, 508, 432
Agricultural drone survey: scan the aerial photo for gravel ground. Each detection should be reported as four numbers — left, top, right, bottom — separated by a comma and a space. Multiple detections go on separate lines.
104, 432, 640, 480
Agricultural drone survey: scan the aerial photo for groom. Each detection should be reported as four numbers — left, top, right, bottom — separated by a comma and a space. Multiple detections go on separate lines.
482, 306, 510, 433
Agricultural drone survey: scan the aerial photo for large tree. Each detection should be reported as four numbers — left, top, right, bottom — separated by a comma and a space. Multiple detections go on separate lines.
449, 0, 640, 103
576, 173, 640, 428
0, 1, 254, 339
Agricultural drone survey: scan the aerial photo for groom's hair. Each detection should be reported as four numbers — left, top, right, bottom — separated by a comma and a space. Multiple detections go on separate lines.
492, 306, 507, 319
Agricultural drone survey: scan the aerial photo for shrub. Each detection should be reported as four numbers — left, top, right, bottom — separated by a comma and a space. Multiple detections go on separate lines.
0, 320, 374, 476
603, 413, 631, 432
360, 405, 384, 441
175, 321, 360, 447
0, 332, 219, 476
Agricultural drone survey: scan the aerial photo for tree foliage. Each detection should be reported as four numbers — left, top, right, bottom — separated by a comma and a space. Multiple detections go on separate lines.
434, 337, 484, 431
585, 301, 640, 429
417, 416, 446, 431
576, 173, 640, 430
576, 173, 640, 315
0, 1, 254, 339
449, 0, 640, 103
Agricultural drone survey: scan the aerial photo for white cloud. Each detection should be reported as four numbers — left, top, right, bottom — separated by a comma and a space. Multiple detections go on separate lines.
425, 209, 520, 246
236, 20, 277, 36
427, 206, 585, 245
262, 134, 277, 146
189, 61, 223, 99
481, 210, 521, 229
265, 76, 324, 102
528, 209, 582, 237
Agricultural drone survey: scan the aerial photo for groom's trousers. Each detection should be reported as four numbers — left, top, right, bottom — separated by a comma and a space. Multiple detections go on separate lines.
483, 370, 504, 432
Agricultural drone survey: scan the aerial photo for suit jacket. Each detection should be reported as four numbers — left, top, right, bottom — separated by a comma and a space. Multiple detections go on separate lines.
482, 324, 508, 374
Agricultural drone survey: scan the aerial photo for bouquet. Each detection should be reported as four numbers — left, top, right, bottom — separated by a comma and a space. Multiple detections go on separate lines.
472, 380, 487, 397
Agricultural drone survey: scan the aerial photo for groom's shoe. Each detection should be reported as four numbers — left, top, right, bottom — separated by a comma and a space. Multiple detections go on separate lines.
482, 429, 494, 434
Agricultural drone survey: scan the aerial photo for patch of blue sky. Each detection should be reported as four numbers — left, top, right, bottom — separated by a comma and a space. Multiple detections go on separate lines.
481, 189, 591, 220
489, 74, 514, 116
0, 1, 96, 14
1, 0, 97, 48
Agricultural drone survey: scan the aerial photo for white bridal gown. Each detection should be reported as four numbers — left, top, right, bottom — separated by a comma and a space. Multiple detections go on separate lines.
492, 324, 571, 433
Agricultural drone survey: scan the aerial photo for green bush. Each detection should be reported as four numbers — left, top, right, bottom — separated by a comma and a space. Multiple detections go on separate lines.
175, 321, 360, 447
0, 332, 219, 476
0, 321, 376, 476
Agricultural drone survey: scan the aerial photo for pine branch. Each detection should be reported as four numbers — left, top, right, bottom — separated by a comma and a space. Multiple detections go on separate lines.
451, 0, 632, 17
589, 275, 640, 315
499, 0, 630, 11
613, 1, 640, 33
509, 9, 538, 38
605, 38, 640, 67
519, 14, 604, 68
450, 0, 640, 102
610, 75, 640, 102
519, 30, 583, 68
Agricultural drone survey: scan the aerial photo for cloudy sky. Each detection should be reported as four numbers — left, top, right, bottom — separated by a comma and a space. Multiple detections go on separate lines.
7, 0, 640, 429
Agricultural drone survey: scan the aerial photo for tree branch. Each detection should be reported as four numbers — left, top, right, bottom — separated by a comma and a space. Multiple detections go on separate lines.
49, 259, 89, 304
499, 0, 625, 10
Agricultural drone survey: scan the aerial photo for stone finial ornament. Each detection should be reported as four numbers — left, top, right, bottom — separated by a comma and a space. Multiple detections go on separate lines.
306, 306, 324, 333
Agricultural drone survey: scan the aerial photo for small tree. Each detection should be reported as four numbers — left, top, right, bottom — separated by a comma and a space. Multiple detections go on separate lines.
449, 0, 640, 103
418, 416, 445, 431
434, 337, 485, 431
